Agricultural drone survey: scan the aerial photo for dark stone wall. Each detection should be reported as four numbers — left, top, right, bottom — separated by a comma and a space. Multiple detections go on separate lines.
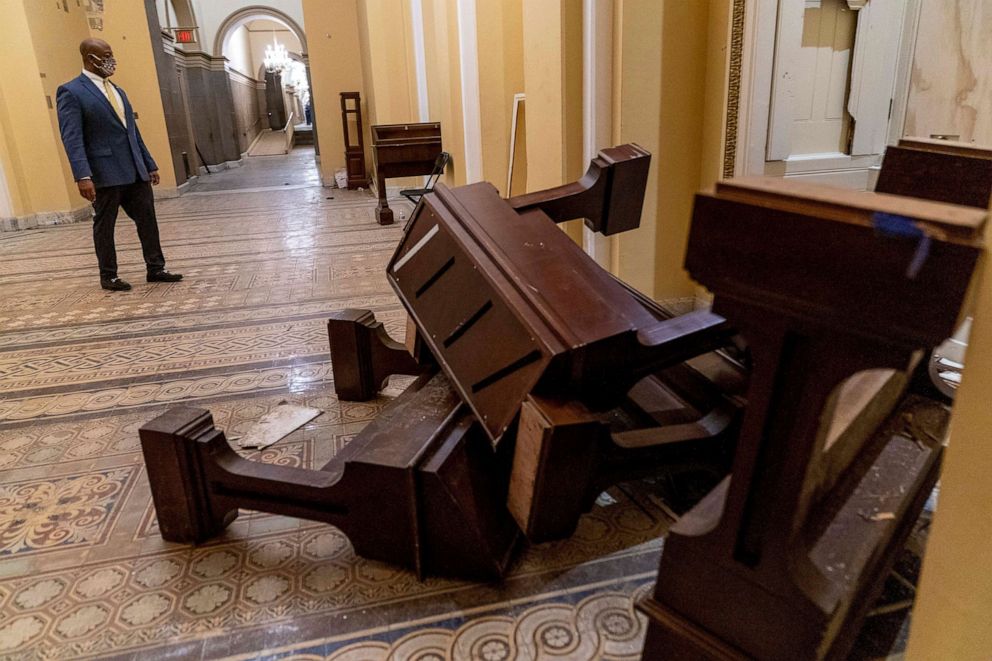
305, 60, 319, 155
184, 64, 241, 166
230, 74, 263, 154
142, 0, 193, 185
265, 71, 287, 130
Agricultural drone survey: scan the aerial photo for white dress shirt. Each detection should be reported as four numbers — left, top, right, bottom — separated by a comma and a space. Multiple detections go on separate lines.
81, 69, 126, 125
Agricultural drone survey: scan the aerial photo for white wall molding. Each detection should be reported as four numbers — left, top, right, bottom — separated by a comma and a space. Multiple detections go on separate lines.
177, 50, 229, 72
582, 0, 614, 268
0, 206, 92, 233
886, 0, 922, 146
212, 6, 308, 58
737, 0, 778, 176
410, 0, 430, 123
226, 66, 261, 86
456, 0, 483, 183
0, 155, 13, 220
506, 93, 525, 195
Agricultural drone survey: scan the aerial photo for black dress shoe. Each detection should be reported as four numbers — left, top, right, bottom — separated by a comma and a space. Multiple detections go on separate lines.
147, 270, 183, 283
101, 277, 132, 291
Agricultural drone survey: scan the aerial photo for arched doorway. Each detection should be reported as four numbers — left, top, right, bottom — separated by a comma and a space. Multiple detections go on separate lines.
184, 5, 316, 192
214, 6, 310, 135
213, 6, 307, 59
158, 0, 197, 36
221, 16, 303, 133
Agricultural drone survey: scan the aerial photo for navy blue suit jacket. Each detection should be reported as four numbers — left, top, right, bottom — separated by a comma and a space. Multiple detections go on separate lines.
56, 74, 157, 189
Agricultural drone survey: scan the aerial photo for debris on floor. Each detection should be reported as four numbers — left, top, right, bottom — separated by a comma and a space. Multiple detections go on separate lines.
236, 401, 323, 449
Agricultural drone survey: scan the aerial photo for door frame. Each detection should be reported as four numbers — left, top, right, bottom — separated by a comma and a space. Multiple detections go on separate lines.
734, 0, 922, 183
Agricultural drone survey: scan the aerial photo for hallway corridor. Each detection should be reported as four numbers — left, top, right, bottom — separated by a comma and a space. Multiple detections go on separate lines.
186, 146, 321, 194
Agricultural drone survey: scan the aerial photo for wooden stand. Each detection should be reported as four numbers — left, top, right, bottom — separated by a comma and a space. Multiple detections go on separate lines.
326, 309, 421, 401
339, 92, 369, 190
141, 331, 518, 581
371, 122, 442, 225
140, 145, 751, 579
876, 138, 992, 207
637, 178, 984, 661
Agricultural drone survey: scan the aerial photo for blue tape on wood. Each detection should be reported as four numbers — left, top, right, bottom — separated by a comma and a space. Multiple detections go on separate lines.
872, 212, 923, 238
872, 212, 931, 279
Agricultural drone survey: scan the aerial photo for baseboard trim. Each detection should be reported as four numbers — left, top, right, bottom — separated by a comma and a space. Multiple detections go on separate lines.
656, 296, 711, 316
197, 155, 246, 176
0, 205, 92, 232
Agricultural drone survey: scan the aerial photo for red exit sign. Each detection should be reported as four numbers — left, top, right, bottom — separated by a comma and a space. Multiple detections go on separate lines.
175, 29, 195, 44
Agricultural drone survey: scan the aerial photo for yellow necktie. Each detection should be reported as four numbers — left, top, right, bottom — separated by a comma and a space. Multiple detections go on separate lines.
103, 79, 125, 126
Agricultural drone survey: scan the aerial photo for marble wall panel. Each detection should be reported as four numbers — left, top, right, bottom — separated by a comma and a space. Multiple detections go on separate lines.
183, 63, 241, 165
142, 0, 193, 186
230, 75, 262, 154
905, 0, 992, 146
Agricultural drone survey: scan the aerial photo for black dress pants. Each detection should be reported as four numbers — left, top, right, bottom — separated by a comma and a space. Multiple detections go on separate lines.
92, 179, 166, 280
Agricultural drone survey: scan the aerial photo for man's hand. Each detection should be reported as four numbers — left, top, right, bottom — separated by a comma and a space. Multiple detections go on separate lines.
77, 179, 96, 202
150, 171, 160, 186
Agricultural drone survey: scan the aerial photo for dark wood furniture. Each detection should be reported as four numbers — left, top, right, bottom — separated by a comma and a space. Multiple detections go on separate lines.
637, 177, 985, 661
139, 144, 747, 578
339, 92, 369, 190
140, 373, 517, 580
876, 139, 992, 400
877, 138, 992, 207
370, 122, 442, 225
386, 144, 746, 541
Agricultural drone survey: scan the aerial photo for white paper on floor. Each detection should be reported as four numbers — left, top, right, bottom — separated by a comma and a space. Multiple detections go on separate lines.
236, 402, 323, 449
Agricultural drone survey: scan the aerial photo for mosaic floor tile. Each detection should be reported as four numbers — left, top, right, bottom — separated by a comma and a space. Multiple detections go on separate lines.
0, 468, 137, 557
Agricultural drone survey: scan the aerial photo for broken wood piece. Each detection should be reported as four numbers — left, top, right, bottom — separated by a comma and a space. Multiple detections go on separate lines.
236, 403, 323, 449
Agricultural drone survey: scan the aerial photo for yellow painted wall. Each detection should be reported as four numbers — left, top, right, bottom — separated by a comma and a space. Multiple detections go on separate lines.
562, 0, 584, 185
521, 0, 583, 242
521, 0, 565, 193
355, 0, 421, 190
0, 0, 40, 216
0, 0, 185, 217
0, 102, 18, 214
613, 0, 720, 300
26, 0, 94, 206
362, 0, 418, 125
652, 0, 710, 299
614, 0, 661, 295
700, 1, 732, 190
100, 1, 178, 190
476, 0, 524, 193
0, 0, 87, 217
355, 0, 378, 173
421, 0, 466, 185
302, 0, 366, 183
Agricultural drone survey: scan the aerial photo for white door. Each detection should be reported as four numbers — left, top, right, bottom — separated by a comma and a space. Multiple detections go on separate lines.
741, 0, 913, 188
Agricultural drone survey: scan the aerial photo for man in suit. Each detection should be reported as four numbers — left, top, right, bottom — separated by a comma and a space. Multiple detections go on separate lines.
57, 38, 182, 291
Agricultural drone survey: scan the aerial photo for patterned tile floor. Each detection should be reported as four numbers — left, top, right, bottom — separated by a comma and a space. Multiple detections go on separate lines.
0, 154, 915, 660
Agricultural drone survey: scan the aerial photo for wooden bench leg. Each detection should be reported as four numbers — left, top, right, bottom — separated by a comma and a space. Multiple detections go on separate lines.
327, 309, 420, 401
375, 173, 394, 225
507, 397, 603, 543
139, 407, 238, 543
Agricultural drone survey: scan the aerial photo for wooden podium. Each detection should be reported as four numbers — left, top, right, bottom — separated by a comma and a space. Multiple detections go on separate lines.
371, 122, 442, 225
637, 177, 984, 661
139, 144, 746, 578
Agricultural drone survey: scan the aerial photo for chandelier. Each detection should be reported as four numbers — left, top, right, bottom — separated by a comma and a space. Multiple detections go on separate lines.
263, 35, 290, 73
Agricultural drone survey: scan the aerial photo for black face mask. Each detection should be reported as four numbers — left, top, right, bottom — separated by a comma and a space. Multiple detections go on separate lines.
89, 53, 117, 77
